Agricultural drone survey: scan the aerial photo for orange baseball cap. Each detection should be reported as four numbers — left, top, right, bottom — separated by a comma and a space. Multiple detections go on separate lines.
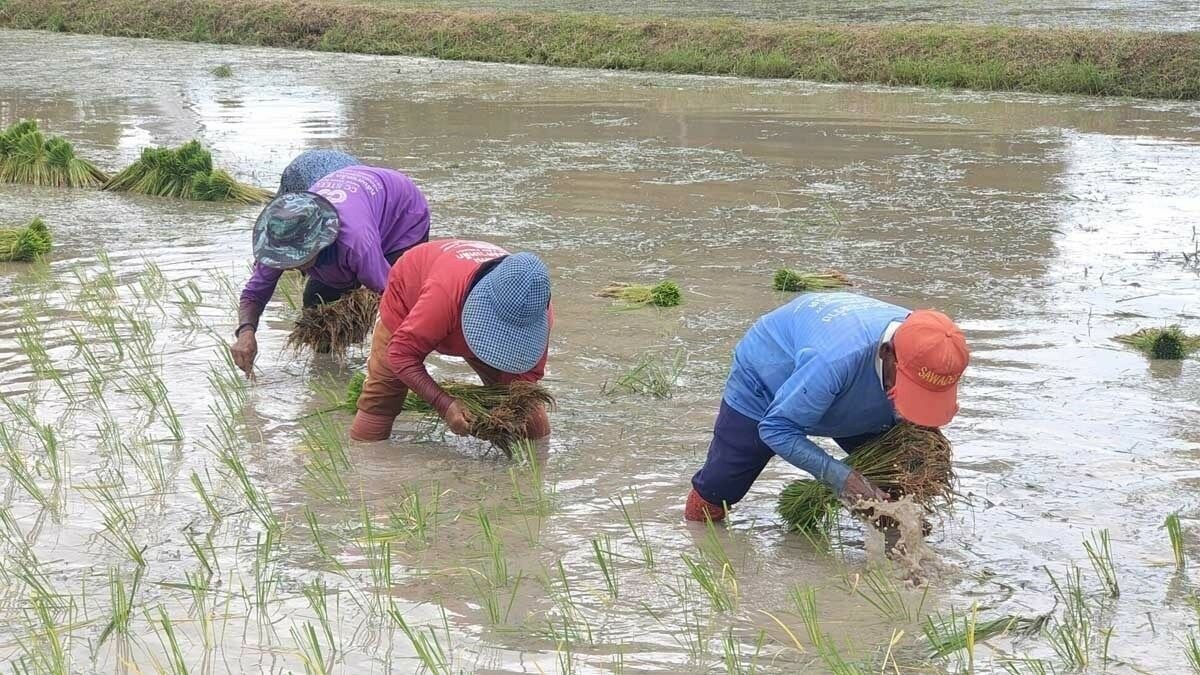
889, 309, 969, 428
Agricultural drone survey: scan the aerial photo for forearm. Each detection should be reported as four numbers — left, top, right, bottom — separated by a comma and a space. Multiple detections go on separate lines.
387, 335, 453, 415
759, 420, 852, 492
236, 298, 265, 334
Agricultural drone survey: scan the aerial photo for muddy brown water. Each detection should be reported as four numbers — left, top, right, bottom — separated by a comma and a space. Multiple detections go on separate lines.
1, 29, 1199, 674
377, 0, 1199, 31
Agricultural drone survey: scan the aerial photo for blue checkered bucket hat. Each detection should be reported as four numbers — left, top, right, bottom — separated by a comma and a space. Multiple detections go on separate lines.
462, 252, 551, 374
278, 149, 359, 194
252, 192, 340, 270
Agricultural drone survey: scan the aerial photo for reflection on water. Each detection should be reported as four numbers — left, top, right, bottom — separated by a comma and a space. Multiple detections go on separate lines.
1, 29, 1200, 674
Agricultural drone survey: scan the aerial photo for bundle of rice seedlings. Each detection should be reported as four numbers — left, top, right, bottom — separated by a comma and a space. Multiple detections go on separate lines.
102, 140, 272, 204
344, 371, 366, 410
778, 423, 955, 533
287, 287, 380, 357
212, 64, 234, 78
773, 268, 852, 293
399, 380, 552, 455
0, 217, 52, 262
1114, 325, 1200, 360
597, 280, 682, 308
0, 120, 108, 188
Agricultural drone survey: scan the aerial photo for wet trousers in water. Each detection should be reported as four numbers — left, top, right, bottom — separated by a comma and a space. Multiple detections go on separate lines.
354, 322, 552, 440
690, 401, 891, 507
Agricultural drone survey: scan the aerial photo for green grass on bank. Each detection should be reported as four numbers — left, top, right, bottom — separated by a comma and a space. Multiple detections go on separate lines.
2, 0, 1199, 99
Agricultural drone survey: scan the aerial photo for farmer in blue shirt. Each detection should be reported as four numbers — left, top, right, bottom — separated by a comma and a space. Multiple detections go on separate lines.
685, 292, 969, 522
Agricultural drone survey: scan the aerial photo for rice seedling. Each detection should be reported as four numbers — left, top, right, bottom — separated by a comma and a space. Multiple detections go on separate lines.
211, 436, 278, 534
300, 413, 352, 503
253, 530, 282, 621
1, 398, 64, 487
14, 593, 75, 675
0, 119, 108, 187
681, 552, 737, 612
1114, 325, 1200, 360
1044, 565, 1092, 670
476, 507, 509, 587
0, 217, 52, 262
212, 63, 234, 78
403, 380, 555, 456
103, 140, 272, 203
1167, 513, 1186, 570
148, 606, 189, 675
302, 576, 337, 656
591, 535, 619, 600
97, 566, 142, 649
778, 423, 955, 533
0, 423, 51, 509
790, 585, 824, 649
387, 604, 454, 675
772, 268, 852, 293
304, 508, 346, 575
843, 566, 927, 623
287, 287, 380, 357
1185, 633, 1200, 673
182, 569, 217, 650
598, 280, 682, 308
722, 628, 766, 675
82, 482, 147, 567
387, 484, 444, 545
613, 488, 655, 570
292, 621, 333, 675
1082, 529, 1119, 599
184, 529, 217, 580
607, 350, 685, 398
922, 606, 1049, 658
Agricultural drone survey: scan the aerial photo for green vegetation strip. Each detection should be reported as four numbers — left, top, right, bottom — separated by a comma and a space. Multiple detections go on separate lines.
3, 0, 1200, 99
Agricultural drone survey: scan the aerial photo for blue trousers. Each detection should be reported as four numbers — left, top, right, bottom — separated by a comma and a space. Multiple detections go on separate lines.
691, 401, 886, 507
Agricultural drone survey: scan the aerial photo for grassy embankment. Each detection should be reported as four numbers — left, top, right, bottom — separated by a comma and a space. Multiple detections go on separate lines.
2, 0, 1199, 99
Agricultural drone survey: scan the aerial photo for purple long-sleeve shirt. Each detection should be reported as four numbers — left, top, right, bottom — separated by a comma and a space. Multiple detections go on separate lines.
239, 166, 430, 326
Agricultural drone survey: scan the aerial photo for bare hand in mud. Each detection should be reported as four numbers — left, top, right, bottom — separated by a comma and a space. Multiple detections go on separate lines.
444, 400, 474, 436
230, 330, 257, 378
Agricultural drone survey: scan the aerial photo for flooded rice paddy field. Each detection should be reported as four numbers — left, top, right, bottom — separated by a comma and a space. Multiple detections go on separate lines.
1, 30, 1200, 674
375, 0, 1200, 31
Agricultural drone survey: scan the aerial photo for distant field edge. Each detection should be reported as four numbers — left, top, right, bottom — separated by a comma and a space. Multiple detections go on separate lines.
3, 0, 1200, 100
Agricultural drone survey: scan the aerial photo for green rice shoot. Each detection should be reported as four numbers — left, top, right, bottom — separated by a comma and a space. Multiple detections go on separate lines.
1166, 513, 1186, 571
923, 607, 1049, 658
0, 217, 52, 262
0, 119, 108, 188
1114, 325, 1200, 360
773, 268, 852, 293
598, 280, 682, 308
212, 64, 234, 78
102, 140, 272, 203
777, 423, 955, 534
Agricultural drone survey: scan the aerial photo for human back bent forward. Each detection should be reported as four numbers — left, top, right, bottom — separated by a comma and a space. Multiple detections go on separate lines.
685, 292, 969, 522
351, 239, 554, 442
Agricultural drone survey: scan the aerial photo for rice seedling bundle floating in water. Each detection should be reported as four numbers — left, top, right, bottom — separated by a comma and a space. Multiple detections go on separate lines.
287, 287, 380, 357
0, 120, 108, 188
1114, 325, 1200, 360
773, 268, 852, 293
0, 217, 52, 262
777, 423, 955, 534
597, 280, 682, 308
102, 140, 272, 204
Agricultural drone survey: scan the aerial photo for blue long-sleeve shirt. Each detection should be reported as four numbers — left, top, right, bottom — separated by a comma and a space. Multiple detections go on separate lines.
723, 293, 910, 492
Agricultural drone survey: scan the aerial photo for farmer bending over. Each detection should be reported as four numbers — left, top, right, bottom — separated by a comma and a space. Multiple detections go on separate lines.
231, 165, 431, 375
685, 292, 968, 522
350, 239, 553, 443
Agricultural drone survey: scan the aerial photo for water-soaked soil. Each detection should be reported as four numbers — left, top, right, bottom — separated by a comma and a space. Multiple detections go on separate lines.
1, 29, 1199, 674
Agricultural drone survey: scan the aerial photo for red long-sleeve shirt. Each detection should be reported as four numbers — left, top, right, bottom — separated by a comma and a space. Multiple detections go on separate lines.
380, 239, 551, 414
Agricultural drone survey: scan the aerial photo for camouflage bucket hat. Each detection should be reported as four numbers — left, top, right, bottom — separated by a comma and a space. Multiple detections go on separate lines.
252, 192, 340, 269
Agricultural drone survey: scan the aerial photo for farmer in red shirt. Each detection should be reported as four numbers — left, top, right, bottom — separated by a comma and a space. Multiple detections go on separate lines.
350, 239, 553, 442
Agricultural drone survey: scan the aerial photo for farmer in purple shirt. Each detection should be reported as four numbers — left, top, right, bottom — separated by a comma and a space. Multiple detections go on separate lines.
230, 166, 431, 376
